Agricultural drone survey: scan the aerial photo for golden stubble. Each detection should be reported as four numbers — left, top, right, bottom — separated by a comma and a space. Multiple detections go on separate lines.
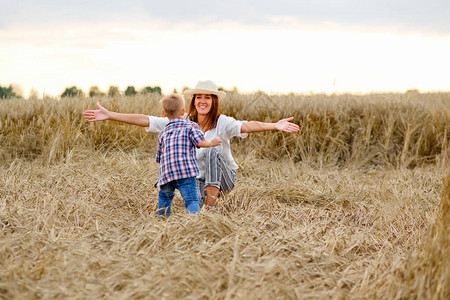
0, 92, 448, 299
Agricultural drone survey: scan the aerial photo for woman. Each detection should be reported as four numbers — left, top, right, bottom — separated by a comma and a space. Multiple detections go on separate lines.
83, 80, 299, 207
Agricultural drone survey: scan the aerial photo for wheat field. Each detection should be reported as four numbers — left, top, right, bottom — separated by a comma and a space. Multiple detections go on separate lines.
0, 92, 449, 299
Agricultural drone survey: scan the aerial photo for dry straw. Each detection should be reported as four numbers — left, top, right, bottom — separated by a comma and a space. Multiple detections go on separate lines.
0, 92, 449, 299
1, 92, 448, 167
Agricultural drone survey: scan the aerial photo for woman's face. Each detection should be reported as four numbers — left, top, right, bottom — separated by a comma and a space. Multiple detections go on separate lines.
194, 94, 213, 116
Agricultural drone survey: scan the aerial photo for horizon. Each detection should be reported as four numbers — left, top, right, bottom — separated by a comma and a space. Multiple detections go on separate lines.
3, 84, 449, 100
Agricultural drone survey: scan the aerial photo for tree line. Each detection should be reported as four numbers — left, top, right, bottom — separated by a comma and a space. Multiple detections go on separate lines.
0, 84, 18, 99
61, 85, 162, 97
1, 83, 231, 99
0, 84, 163, 99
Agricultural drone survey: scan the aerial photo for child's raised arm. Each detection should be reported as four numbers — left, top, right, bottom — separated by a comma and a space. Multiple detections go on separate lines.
83, 102, 149, 127
197, 137, 222, 148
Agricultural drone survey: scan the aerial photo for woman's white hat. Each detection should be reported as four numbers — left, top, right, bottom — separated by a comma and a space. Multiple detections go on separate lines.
183, 80, 226, 101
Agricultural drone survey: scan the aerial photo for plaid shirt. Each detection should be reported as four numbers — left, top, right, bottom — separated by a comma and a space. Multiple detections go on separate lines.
155, 118, 205, 187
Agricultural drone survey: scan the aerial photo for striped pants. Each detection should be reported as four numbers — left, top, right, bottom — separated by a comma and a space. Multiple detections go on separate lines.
196, 147, 236, 205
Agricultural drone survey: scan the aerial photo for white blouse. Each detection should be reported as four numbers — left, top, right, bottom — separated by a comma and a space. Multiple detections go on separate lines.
145, 114, 248, 179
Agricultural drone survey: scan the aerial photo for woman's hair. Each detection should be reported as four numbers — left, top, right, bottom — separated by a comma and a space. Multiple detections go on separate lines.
160, 93, 185, 118
188, 94, 220, 131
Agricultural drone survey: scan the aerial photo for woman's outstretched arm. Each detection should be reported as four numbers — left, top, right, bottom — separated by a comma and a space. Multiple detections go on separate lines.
241, 117, 299, 134
82, 102, 150, 127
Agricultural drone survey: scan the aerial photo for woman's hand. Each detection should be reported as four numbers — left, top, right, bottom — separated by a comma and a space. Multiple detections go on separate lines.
275, 117, 299, 133
82, 102, 111, 122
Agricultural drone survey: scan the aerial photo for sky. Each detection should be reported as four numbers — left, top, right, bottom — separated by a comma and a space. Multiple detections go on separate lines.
1, 0, 450, 97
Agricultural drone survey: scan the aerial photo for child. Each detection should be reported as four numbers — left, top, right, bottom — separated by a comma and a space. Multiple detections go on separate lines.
156, 93, 222, 216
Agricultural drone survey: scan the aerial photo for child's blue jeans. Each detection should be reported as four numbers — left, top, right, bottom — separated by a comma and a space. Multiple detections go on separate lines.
158, 177, 200, 217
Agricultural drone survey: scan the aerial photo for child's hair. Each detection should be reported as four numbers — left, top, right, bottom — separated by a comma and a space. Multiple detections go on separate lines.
160, 93, 185, 118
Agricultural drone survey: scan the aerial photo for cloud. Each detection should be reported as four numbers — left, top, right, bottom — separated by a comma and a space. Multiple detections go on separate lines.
2, 0, 450, 97
2, 0, 450, 35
